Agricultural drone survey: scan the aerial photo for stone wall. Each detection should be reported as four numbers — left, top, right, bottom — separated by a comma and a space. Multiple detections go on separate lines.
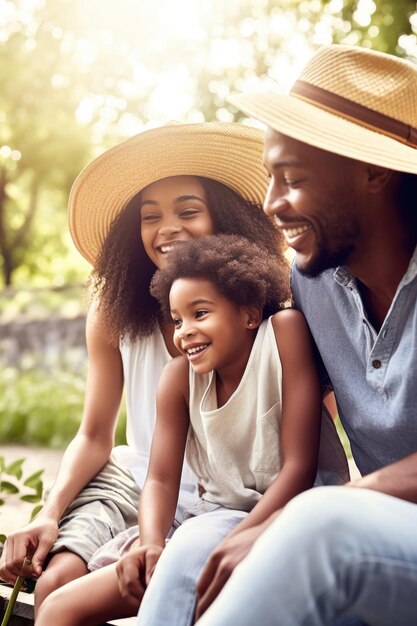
0, 315, 87, 372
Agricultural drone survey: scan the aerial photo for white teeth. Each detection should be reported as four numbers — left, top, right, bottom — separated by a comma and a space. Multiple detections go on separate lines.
186, 344, 208, 355
283, 225, 311, 238
160, 245, 173, 253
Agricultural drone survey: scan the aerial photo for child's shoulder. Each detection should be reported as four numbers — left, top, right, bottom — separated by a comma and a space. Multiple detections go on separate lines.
162, 354, 189, 377
159, 355, 189, 394
270, 307, 307, 332
270, 308, 313, 359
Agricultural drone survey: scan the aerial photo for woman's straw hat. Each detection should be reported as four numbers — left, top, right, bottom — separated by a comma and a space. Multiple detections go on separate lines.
229, 45, 417, 175
69, 122, 268, 265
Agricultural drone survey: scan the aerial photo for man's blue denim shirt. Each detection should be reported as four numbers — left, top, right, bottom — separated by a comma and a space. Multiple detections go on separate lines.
291, 247, 417, 476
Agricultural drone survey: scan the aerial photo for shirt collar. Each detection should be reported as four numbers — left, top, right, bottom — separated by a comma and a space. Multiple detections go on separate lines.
333, 266, 353, 288
402, 243, 417, 286
333, 244, 417, 289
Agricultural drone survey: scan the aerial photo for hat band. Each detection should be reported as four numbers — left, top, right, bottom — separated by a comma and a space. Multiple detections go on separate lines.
291, 80, 417, 148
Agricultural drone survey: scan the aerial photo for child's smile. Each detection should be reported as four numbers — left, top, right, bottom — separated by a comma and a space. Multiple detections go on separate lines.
170, 277, 255, 380
183, 342, 210, 362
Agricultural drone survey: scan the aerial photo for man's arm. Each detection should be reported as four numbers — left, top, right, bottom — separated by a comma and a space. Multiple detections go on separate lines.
347, 452, 417, 503
0, 304, 123, 581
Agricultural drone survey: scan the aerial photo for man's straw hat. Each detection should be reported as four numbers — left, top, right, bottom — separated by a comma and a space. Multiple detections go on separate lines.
228, 45, 417, 174
69, 122, 268, 265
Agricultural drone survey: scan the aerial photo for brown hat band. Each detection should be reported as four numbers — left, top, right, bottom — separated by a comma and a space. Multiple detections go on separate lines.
291, 80, 417, 149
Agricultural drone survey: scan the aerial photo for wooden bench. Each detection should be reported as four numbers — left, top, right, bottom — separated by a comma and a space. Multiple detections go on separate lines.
0, 583, 137, 626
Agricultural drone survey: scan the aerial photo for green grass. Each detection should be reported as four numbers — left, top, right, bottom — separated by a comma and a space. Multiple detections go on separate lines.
0, 360, 351, 461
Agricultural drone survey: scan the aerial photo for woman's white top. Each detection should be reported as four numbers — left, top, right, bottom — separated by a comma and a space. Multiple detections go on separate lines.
112, 328, 197, 494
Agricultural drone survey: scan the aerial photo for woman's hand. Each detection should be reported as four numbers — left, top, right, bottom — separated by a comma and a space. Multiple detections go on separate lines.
0, 515, 59, 582
116, 543, 163, 603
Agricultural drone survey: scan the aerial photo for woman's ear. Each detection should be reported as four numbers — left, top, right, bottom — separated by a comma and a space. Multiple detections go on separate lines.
245, 306, 263, 329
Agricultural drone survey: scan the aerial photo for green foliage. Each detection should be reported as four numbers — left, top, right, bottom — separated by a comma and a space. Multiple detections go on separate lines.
0, 0, 416, 286
0, 0, 97, 286
0, 368, 127, 448
334, 415, 352, 459
0, 455, 44, 544
337, 0, 415, 53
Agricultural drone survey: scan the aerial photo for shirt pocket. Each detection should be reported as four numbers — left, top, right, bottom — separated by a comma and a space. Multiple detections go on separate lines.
249, 402, 281, 490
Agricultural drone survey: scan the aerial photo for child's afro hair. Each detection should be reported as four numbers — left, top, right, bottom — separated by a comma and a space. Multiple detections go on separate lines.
150, 234, 291, 320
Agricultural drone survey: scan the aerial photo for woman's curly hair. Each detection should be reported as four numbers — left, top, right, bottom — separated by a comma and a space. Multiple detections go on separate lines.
150, 234, 291, 320
89, 176, 287, 341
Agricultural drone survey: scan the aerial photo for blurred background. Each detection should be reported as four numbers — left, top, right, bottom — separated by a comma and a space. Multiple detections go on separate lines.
0, 0, 415, 522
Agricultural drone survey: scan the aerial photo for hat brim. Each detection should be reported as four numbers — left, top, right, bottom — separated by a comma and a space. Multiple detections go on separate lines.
228, 92, 417, 175
69, 122, 268, 265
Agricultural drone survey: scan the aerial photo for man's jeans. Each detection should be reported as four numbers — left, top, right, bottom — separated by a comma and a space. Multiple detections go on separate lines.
197, 487, 417, 626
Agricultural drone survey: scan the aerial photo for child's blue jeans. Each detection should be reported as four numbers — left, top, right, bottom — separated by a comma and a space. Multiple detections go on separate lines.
137, 501, 246, 626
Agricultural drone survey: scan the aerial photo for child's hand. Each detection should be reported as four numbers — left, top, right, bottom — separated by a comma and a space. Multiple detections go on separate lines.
116, 544, 163, 602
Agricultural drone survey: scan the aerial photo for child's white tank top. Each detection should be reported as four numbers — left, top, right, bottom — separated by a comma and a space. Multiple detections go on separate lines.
186, 316, 349, 512
187, 318, 281, 512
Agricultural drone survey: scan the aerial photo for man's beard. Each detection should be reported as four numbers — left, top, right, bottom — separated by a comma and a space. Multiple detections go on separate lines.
298, 240, 356, 278
297, 198, 360, 278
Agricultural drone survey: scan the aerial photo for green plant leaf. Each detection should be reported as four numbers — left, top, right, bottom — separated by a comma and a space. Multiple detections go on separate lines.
1, 480, 19, 494
30, 504, 43, 521
5, 458, 25, 479
0, 498, 5, 505
24, 470, 44, 488
0, 456, 5, 471
29, 486, 43, 500
20, 494, 43, 503
0, 533, 6, 544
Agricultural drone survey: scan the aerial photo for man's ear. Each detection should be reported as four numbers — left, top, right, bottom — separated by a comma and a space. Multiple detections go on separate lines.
365, 164, 394, 193
245, 306, 263, 329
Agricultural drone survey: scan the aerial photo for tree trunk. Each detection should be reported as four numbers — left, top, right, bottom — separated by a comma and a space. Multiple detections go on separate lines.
0, 169, 40, 286
0, 167, 12, 285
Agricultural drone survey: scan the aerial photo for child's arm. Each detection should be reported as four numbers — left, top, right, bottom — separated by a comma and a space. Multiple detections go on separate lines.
196, 308, 321, 617
116, 355, 190, 600
228, 307, 321, 533
139, 355, 190, 545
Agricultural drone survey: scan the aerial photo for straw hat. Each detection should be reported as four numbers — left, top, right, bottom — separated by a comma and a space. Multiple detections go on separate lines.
228, 45, 417, 175
69, 122, 268, 265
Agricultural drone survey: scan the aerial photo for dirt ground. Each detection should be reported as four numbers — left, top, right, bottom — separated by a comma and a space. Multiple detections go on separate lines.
0, 444, 62, 537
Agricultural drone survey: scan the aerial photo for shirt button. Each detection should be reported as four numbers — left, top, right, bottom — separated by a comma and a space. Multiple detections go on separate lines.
372, 359, 382, 369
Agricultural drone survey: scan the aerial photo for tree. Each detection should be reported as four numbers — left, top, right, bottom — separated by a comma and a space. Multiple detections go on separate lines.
0, 0, 92, 285
192, 0, 417, 122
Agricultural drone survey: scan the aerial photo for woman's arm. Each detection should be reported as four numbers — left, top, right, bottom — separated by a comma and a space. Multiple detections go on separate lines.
0, 303, 124, 581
